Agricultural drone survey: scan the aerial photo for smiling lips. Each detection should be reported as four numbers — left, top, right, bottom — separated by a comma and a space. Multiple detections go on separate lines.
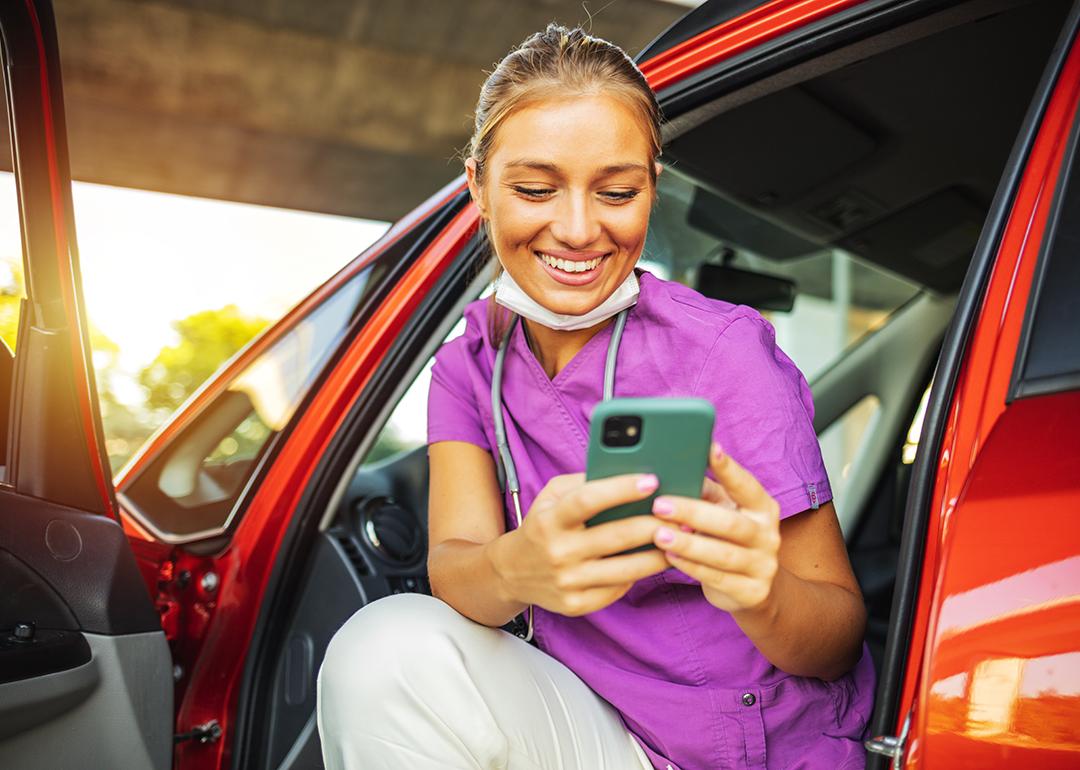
535, 249, 608, 286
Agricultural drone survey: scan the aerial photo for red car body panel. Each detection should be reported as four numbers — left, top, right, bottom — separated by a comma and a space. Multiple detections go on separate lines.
897, 34, 1080, 769
175, 198, 475, 769
640, 0, 865, 90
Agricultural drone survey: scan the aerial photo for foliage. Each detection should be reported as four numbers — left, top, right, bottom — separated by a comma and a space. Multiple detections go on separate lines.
138, 304, 270, 417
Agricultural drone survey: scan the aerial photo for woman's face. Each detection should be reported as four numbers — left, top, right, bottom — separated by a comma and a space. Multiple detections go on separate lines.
466, 93, 662, 317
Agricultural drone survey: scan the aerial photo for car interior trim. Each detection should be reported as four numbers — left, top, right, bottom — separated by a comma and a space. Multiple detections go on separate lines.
653, 0, 967, 126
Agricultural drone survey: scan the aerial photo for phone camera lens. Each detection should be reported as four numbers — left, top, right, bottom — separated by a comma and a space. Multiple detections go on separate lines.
602, 416, 643, 447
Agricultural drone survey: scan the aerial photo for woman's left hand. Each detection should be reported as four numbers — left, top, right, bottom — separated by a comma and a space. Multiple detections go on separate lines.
650, 443, 782, 614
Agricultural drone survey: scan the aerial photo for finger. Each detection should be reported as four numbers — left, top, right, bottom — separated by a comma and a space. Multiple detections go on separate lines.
700, 476, 737, 508
663, 552, 764, 599
708, 443, 779, 516
536, 472, 586, 502
651, 496, 761, 547
558, 549, 669, 590
653, 526, 773, 578
575, 514, 664, 559
555, 473, 659, 527
560, 584, 634, 616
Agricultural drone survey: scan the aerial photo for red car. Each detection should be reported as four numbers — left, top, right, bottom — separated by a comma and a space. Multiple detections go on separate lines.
1, 0, 1077, 768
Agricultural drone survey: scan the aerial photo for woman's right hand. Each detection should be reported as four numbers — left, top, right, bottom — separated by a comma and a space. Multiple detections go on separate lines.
487, 472, 671, 617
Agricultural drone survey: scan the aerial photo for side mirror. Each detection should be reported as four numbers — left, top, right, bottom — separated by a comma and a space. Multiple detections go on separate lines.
695, 262, 796, 312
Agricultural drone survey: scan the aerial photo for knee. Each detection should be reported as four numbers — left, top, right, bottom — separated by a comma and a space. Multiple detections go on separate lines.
317, 593, 472, 703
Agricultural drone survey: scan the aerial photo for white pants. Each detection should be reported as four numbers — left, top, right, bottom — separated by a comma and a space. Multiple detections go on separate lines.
316, 592, 654, 769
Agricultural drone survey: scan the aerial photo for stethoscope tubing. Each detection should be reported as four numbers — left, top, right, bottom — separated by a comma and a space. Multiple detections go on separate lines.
490, 306, 630, 641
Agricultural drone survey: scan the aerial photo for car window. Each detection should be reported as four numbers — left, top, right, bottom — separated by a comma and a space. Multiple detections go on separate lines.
818, 394, 881, 522
119, 193, 463, 543
123, 265, 378, 540
1013, 116, 1080, 398
0, 90, 24, 476
643, 166, 921, 383
363, 305, 478, 465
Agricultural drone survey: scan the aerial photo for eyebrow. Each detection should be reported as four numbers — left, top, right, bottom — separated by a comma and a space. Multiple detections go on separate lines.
504, 159, 650, 177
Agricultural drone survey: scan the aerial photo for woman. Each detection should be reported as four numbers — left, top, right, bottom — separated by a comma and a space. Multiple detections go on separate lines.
317, 23, 875, 770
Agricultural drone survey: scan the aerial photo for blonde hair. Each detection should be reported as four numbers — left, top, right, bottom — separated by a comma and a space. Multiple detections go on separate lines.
461, 23, 664, 344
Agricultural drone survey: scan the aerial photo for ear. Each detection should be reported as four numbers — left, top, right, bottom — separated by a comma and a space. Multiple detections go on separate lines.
464, 157, 486, 218
654, 161, 664, 182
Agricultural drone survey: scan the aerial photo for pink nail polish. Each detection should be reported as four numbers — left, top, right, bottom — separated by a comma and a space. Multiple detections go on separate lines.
637, 474, 659, 492
656, 528, 675, 544
652, 497, 675, 516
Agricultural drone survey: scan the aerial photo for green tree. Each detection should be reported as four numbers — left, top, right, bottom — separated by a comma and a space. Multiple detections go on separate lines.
0, 256, 23, 352
138, 304, 270, 416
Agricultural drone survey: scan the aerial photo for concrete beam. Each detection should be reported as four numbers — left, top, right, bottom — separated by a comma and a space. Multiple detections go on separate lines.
34, 0, 688, 220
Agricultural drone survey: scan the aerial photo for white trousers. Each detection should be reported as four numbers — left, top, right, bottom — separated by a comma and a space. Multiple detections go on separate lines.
316, 592, 654, 769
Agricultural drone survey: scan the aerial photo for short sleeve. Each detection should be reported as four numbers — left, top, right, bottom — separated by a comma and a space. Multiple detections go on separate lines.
426, 323, 492, 453
696, 313, 833, 520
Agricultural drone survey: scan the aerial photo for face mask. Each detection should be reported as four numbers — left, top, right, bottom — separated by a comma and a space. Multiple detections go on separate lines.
493, 266, 640, 331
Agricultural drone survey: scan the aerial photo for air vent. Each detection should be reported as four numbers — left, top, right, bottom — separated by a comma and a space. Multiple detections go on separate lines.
332, 531, 372, 577
356, 498, 424, 566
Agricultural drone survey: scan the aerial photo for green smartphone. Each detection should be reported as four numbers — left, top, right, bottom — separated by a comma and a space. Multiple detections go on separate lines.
585, 397, 716, 553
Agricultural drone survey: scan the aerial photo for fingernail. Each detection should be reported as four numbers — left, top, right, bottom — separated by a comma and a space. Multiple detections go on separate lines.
637, 474, 659, 492
711, 442, 725, 460
655, 527, 675, 545
652, 497, 675, 516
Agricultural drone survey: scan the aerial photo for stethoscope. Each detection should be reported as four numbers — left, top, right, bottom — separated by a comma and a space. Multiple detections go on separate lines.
490, 306, 631, 641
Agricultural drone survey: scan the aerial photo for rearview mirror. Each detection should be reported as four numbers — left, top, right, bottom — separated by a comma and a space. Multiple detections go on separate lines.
695, 262, 796, 312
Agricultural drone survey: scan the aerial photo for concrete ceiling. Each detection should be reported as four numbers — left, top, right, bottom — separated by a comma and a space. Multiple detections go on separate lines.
16, 0, 693, 221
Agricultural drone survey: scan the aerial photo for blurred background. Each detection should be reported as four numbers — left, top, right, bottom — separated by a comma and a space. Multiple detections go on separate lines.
0, 0, 705, 472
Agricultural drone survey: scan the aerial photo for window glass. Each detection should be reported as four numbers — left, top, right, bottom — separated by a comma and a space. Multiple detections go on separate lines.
0, 91, 23, 475
363, 302, 480, 466
818, 394, 881, 524
1016, 119, 1080, 395
644, 167, 921, 382
123, 262, 381, 540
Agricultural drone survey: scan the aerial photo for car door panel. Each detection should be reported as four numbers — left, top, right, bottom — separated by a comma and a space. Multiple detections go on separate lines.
905, 39, 1080, 766
0, 1, 173, 767
866, 3, 1080, 766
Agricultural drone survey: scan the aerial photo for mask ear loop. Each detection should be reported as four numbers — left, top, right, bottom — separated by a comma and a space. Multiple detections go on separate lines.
492, 314, 533, 641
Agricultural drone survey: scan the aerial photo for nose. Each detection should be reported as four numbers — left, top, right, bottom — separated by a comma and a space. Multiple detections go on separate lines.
549, 189, 601, 248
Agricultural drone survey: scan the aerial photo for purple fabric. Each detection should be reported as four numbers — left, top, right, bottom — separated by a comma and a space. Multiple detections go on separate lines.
427, 269, 876, 770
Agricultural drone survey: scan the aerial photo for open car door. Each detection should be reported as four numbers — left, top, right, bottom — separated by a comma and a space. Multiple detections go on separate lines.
0, 2, 172, 768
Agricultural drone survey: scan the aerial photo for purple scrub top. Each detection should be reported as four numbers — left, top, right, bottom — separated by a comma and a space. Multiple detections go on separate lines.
427, 269, 876, 770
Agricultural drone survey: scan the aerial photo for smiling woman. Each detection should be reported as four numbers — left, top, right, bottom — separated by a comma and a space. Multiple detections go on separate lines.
317, 22, 872, 770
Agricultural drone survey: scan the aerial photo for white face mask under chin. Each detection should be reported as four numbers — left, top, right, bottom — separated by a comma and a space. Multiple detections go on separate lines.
493, 268, 640, 331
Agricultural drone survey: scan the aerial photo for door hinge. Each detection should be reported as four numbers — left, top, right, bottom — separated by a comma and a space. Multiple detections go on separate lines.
174, 720, 222, 744
865, 710, 911, 768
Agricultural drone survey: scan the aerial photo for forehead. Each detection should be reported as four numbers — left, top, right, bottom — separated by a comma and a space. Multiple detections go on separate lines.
489, 94, 652, 171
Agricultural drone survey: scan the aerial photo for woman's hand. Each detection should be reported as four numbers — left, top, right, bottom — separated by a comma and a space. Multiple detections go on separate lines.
649, 443, 782, 614
487, 472, 671, 617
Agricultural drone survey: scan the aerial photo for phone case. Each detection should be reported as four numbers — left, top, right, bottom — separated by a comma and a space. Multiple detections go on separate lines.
585, 397, 716, 553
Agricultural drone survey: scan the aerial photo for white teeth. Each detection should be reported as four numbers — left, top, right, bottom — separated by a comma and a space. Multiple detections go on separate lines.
537, 252, 603, 273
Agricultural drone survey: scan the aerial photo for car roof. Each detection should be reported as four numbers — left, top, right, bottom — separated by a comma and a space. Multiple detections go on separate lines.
635, 0, 771, 63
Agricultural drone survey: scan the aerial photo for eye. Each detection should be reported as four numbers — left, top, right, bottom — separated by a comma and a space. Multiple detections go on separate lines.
512, 186, 554, 199
601, 189, 641, 202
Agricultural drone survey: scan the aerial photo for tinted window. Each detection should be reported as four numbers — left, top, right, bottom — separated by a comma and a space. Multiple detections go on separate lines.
1014, 116, 1080, 397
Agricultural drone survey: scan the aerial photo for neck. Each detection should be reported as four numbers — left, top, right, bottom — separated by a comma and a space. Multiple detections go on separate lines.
523, 315, 614, 379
